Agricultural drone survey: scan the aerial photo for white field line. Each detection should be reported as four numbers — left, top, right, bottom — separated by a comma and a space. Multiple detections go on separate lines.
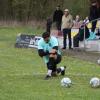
1, 72, 100, 77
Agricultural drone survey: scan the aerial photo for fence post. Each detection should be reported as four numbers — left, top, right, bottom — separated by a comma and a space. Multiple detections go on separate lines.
83, 25, 86, 50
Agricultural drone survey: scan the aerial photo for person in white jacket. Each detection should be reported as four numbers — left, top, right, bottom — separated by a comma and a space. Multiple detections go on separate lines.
61, 9, 73, 49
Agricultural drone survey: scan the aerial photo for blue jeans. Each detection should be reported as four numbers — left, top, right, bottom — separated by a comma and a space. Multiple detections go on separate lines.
63, 28, 72, 49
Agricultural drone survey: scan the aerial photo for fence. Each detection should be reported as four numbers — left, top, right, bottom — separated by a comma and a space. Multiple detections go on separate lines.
83, 18, 100, 51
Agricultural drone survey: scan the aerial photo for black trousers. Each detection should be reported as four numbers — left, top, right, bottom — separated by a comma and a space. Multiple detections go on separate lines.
91, 20, 97, 32
46, 25, 51, 33
73, 26, 89, 47
47, 54, 61, 72
55, 21, 61, 31
63, 28, 72, 49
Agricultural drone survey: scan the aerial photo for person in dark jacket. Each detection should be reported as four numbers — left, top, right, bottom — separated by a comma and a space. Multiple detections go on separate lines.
53, 5, 63, 31
46, 17, 52, 33
73, 18, 90, 47
89, 1, 99, 32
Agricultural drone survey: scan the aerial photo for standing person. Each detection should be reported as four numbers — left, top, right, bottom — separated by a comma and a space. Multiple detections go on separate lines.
38, 32, 66, 80
46, 17, 52, 33
73, 15, 82, 29
61, 9, 73, 49
53, 5, 63, 31
89, 1, 99, 32
73, 17, 90, 47
97, 0, 100, 17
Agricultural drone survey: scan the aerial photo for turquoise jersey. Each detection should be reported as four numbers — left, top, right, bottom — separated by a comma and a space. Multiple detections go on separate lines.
38, 36, 61, 63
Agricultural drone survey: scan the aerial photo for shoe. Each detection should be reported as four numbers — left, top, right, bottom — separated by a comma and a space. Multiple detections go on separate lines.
61, 66, 66, 76
69, 47, 73, 50
51, 72, 57, 77
57, 68, 61, 74
62, 47, 66, 50
44, 75, 51, 80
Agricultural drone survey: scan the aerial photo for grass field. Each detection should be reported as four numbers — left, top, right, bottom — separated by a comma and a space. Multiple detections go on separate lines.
0, 26, 100, 100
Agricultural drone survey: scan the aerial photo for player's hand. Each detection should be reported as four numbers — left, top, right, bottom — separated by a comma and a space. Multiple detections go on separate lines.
49, 49, 57, 54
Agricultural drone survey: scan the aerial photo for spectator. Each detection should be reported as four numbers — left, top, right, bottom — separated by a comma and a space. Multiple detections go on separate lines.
73, 17, 90, 47
97, 0, 100, 17
46, 17, 52, 33
89, 1, 99, 32
73, 15, 82, 29
38, 32, 66, 80
53, 5, 63, 31
61, 9, 73, 49
96, 20, 100, 38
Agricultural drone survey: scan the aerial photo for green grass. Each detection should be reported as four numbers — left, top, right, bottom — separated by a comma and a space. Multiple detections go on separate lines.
0, 26, 100, 100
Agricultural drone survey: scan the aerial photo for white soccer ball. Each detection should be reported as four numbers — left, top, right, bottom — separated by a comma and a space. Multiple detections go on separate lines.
61, 77, 72, 87
90, 77, 100, 88
97, 59, 100, 65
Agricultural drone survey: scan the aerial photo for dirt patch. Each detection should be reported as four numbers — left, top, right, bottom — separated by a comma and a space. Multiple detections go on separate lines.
62, 49, 100, 64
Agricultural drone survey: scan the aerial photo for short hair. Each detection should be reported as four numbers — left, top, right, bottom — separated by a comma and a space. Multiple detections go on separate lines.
42, 32, 50, 39
57, 5, 60, 7
64, 9, 69, 12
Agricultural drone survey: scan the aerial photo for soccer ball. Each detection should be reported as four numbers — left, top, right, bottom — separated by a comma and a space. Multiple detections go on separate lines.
61, 77, 72, 87
90, 77, 100, 88
97, 59, 100, 65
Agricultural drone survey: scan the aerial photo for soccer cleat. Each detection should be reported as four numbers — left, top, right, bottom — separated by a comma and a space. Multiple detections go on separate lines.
69, 47, 73, 50
61, 66, 66, 76
62, 47, 66, 50
57, 68, 61, 74
51, 72, 57, 77
44, 75, 51, 80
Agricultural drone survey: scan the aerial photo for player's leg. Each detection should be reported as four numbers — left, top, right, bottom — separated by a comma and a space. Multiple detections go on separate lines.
45, 54, 57, 79
55, 55, 66, 75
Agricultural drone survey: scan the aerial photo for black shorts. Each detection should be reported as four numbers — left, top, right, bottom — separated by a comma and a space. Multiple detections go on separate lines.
47, 54, 61, 71
55, 54, 62, 64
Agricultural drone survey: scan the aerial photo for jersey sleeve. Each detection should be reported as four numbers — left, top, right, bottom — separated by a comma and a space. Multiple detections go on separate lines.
38, 39, 43, 50
52, 37, 59, 47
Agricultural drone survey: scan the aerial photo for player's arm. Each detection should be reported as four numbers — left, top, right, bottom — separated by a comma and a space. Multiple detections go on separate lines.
38, 46, 58, 57
52, 37, 59, 50
38, 39, 49, 57
49, 46, 58, 55
38, 49, 49, 57
53, 46, 58, 50
50, 37, 59, 54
